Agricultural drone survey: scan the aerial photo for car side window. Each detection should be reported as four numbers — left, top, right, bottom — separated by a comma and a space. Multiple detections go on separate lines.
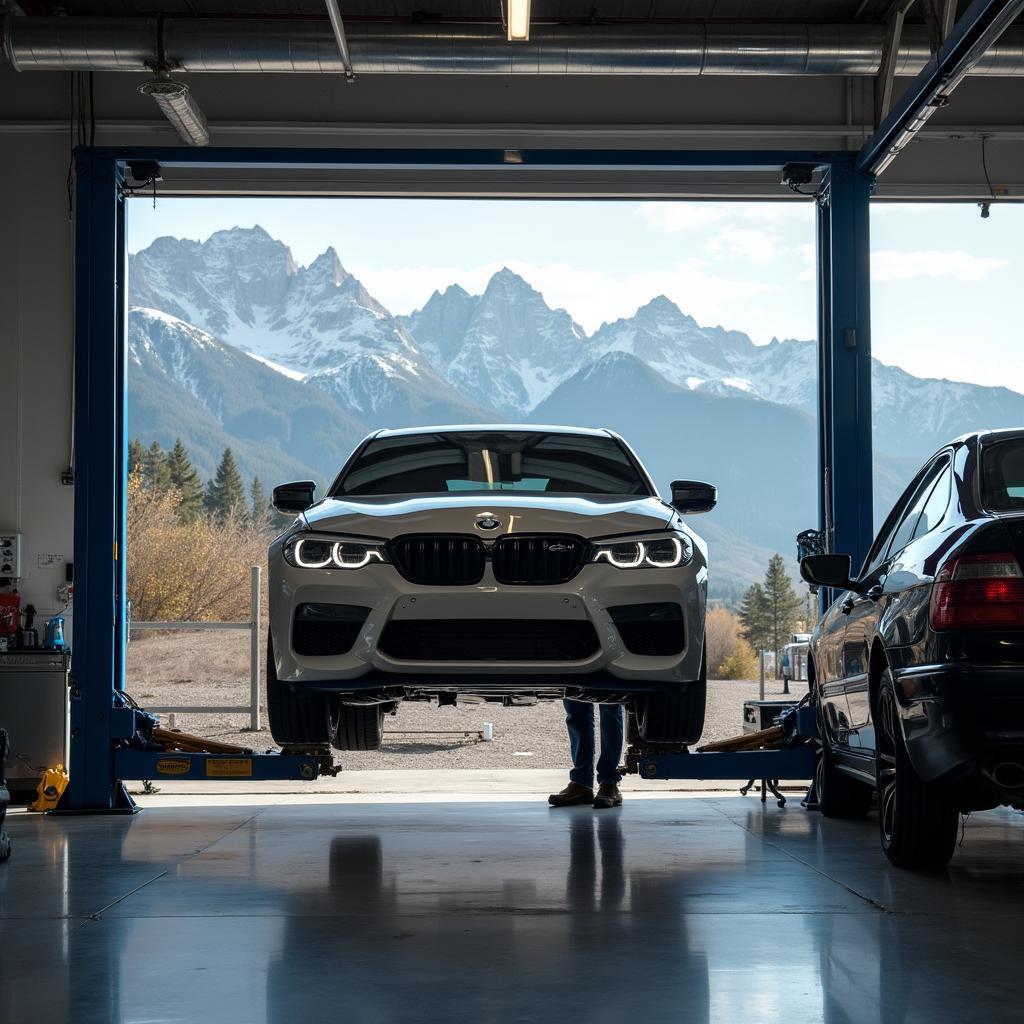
911, 464, 952, 543
885, 458, 949, 560
860, 471, 929, 578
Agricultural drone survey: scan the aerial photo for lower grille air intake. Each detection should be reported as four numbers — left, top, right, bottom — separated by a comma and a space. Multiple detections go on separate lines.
379, 619, 600, 661
292, 603, 369, 656
608, 603, 684, 656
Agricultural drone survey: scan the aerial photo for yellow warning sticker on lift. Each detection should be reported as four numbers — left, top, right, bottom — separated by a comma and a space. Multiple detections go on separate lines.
155, 758, 191, 776
206, 758, 253, 778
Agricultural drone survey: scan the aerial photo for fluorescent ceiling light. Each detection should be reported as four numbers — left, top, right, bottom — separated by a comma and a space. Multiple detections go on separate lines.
507, 0, 531, 41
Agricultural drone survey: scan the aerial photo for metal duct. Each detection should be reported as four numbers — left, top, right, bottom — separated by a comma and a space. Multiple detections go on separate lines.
138, 76, 210, 146
4, 16, 1024, 76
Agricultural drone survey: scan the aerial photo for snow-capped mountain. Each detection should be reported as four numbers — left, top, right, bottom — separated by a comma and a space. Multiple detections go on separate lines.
126, 226, 1024, 594
127, 306, 366, 485
401, 268, 587, 412
130, 226, 429, 373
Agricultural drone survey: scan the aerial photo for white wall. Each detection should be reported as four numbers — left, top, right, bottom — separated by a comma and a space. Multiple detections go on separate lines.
0, 131, 76, 629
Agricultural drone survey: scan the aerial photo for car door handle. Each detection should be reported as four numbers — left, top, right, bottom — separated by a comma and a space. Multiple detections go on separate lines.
840, 597, 855, 615
866, 585, 884, 602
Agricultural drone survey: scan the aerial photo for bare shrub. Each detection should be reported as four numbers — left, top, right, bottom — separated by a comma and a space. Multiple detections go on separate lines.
717, 638, 759, 680
706, 605, 743, 678
127, 474, 268, 622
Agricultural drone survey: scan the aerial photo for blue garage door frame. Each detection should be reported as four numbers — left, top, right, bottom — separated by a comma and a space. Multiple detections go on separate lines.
66, 146, 872, 810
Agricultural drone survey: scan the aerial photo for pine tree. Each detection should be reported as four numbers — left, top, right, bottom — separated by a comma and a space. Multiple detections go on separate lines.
739, 583, 771, 653
763, 553, 805, 662
167, 438, 204, 524
204, 448, 246, 521
127, 439, 146, 477
144, 440, 172, 495
249, 476, 270, 529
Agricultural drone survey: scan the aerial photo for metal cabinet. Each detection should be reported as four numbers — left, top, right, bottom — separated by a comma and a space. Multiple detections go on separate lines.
0, 651, 70, 795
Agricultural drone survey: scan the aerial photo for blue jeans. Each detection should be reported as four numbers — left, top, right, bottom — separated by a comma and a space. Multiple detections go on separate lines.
563, 699, 624, 788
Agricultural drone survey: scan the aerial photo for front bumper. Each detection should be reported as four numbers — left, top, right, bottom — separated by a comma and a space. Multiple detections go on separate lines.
894, 662, 1024, 783
269, 556, 707, 694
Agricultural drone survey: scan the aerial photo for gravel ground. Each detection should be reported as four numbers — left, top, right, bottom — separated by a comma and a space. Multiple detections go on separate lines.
127, 630, 807, 769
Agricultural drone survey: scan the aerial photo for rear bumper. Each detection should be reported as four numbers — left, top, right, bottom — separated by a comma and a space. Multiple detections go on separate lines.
268, 556, 707, 693
894, 662, 1024, 783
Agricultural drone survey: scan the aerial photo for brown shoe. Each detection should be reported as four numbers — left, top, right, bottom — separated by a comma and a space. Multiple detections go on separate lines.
548, 782, 595, 807
593, 783, 623, 809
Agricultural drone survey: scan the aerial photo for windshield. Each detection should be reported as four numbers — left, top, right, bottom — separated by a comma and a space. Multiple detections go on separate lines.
982, 437, 1024, 512
333, 431, 650, 498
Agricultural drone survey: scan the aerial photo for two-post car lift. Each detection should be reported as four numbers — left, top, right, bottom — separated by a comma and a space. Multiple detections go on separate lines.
63, 144, 870, 811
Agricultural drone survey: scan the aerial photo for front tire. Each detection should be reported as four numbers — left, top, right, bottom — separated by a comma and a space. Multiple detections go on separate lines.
328, 698, 385, 751
875, 669, 958, 869
633, 643, 707, 745
815, 722, 872, 819
266, 634, 330, 746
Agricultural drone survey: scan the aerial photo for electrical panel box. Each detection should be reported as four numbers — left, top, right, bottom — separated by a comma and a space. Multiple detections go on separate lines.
0, 534, 21, 579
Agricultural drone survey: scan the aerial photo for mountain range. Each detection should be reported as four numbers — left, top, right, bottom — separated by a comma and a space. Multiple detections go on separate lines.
127, 225, 1024, 601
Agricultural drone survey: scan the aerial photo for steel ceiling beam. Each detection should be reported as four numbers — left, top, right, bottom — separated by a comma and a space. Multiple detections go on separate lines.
875, 0, 918, 126
859, 0, 1024, 175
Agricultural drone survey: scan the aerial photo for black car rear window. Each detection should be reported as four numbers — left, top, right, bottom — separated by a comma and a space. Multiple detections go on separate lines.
982, 438, 1024, 512
333, 431, 650, 497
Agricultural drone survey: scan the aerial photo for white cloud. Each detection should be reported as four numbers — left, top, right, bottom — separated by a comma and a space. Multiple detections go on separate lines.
353, 258, 777, 336
638, 203, 725, 232
872, 249, 1007, 282
706, 227, 778, 265
794, 242, 817, 281
638, 199, 812, 236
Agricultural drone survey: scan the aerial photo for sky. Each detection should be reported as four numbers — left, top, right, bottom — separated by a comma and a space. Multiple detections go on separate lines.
128, 197, 1022, 395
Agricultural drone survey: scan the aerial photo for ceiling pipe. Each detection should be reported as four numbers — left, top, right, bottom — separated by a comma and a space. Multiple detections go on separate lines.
323, 0, 355, 82
5, 15, 1024, 76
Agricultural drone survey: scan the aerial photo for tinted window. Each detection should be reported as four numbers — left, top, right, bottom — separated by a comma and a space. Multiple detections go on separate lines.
911, 466, 951, 542
861, 470, 928, 577
982, 438, 1024, 512
334, 431, 650, 497
886, 459, 948, 559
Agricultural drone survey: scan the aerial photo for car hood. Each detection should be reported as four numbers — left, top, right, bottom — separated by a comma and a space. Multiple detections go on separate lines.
302, 494, 675, 540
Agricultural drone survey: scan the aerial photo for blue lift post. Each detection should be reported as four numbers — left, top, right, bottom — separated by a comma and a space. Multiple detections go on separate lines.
60, 146, 869, 810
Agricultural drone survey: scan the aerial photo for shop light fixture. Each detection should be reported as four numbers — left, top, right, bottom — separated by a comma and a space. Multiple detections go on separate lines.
507, 0, 531, 41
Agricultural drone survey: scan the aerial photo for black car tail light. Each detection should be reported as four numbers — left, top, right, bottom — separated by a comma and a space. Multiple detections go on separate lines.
929, 553, 1024, 630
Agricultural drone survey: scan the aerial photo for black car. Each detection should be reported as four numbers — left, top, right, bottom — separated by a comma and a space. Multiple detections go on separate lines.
800, 429, 1024, 869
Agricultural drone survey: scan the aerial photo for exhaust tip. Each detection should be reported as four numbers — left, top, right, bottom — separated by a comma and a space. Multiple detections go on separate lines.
991, 762, 1024, 789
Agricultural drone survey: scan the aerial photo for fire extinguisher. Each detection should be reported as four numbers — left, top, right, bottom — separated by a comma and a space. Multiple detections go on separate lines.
0, 593, 19, 645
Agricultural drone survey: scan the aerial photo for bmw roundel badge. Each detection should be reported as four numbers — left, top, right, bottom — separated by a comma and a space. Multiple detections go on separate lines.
474, 513, 502, 531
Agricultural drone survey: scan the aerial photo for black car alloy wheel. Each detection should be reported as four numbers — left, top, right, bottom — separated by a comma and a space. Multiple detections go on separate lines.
874, 667, 959, 869
814, 696, 871, 819
875, 679, 900, 850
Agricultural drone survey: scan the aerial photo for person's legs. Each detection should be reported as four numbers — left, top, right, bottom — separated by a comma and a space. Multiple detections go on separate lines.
564, 698, 596, 788
596, 703, 625, 786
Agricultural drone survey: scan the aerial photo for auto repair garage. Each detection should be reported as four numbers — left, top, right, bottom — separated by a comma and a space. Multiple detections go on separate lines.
4, 2, 1024, 1021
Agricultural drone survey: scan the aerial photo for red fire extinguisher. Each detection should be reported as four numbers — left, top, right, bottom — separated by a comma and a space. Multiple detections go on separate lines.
0, 593, 19, 639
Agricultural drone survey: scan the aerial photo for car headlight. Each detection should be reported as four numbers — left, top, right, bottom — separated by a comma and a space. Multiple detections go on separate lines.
283, 534, 387, 570
591, 532, 692, 569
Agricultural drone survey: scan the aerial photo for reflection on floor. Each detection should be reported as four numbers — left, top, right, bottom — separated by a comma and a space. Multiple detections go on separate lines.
2, 795, 1024, 1023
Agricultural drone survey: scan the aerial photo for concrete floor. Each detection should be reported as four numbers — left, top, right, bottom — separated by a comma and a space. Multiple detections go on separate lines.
3, 789, 1024, 1024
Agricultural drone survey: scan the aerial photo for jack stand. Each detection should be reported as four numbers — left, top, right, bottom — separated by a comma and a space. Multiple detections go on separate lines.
740, 777, 787, 807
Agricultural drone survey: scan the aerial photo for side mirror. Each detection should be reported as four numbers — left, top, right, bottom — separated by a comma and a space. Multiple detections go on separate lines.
670, 480, 717, 514
800, 554, 855, 590
273, 480, 317, 514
